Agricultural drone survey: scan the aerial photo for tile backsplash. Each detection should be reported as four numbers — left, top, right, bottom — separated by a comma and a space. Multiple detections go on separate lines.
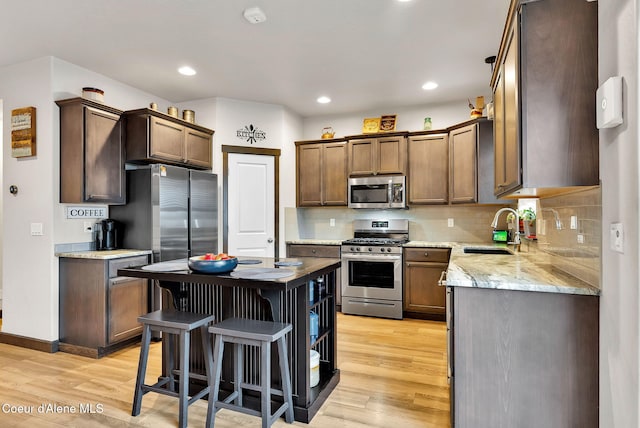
537, 186, 601, 288
285, 203, 514, 244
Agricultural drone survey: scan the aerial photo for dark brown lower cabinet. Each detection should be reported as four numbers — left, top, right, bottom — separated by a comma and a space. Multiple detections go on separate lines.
403, 247, 450, 319
450, 286, 598, 428
59, 254, 150, 358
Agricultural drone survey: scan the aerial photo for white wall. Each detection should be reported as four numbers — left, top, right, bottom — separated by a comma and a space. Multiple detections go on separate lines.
0, 57, 171, 341
301, 98, 490, 140
598, 0, 639, 426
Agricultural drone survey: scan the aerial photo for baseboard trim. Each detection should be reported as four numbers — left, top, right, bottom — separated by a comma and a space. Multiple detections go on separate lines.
0, 331, 59, 353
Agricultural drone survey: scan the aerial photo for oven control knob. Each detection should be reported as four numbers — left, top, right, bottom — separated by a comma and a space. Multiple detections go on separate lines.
387, 248, 392, 253
380, 248, 385, 252
356, 247, 361, 252
350, 247, 355, 251
368, 247, 372, 252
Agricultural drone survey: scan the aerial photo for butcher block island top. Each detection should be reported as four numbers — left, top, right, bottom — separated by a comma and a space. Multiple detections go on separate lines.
119, 256, 341, 424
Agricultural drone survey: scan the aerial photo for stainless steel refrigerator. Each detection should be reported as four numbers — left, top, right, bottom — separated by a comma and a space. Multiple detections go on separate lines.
110, 164, 218, 311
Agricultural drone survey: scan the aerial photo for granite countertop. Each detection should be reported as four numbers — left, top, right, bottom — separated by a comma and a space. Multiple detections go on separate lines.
444, 243, 600, 296
56, 249, 152, 260
286, 239, 599, 296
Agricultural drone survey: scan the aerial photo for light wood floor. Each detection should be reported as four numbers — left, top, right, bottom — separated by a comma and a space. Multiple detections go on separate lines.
0, 313, 450, 427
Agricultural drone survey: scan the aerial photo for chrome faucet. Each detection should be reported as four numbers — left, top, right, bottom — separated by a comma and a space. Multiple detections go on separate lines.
491, 207, 520, 250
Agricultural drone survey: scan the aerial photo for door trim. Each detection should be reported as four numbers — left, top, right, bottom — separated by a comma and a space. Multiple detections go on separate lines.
222, 145, 281, 258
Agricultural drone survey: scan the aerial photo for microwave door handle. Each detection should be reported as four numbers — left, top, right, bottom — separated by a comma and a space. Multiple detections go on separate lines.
388, 181, 393, 208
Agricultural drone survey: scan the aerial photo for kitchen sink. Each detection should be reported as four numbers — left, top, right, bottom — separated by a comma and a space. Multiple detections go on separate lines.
463, 246, 514, 255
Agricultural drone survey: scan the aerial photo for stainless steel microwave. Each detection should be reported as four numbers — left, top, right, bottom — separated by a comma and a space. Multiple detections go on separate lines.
348, 176, 407, 209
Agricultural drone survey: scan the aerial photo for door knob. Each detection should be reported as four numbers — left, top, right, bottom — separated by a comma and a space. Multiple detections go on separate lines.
267, 238, 274, 243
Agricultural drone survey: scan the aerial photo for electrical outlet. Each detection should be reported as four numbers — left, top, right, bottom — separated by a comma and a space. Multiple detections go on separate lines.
570, 216, 578, 230
330, 218, 335, 227
84, 221, 94, 233
577, 234, 584, 244
447, 218, 454, 228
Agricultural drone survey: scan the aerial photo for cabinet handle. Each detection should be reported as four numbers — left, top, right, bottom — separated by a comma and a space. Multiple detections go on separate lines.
312, 249, 317, 254
437, 270, 447, 286
424, 252, 429, 257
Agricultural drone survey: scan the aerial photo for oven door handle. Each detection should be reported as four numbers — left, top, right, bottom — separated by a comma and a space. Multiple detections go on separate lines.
341, 252, 402, 262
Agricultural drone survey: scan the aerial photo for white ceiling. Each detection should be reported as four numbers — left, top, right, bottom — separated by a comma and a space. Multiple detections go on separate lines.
0, 0, 510, 118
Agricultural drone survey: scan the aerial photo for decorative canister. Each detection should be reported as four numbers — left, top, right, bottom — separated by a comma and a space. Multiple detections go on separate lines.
182, 109, 195, 123
82, 87, 104, 103
167, 106, 178, 117
149, 102, 158, 111
423, 117, 432, 130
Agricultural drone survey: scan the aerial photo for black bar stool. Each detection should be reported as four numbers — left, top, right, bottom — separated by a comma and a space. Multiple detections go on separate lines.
132, 309, 215, 428
205, 317, 294, 428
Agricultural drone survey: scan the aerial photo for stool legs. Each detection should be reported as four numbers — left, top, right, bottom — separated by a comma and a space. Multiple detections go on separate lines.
206, 334, 225, 428
276, 337, 294, 423
132, 324, 152, 417
260, 341, 271, 428
206, 333, 294, 428
177, 330, 190, 428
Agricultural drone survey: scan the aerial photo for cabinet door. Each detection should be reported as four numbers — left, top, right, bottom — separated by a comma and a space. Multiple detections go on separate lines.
348, 138, 376, 175
108, 276, 148, 344
322, 142, 348, 205
408, 134, 448, 204
297, 145, 323, 206
450, 124, 477, 204
185, 127, 212, 169
84, 106, 125, 204
149, 116, 185, 162
376, 136, 406, 175
493, 67, 506, 195
404, 261, 448, 315
287, 244, 340, 258
495, 20, 521, 196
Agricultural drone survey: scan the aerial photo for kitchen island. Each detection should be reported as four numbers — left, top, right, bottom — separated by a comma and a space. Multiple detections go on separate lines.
443, 244, 599, 428
119, 256, 340, 423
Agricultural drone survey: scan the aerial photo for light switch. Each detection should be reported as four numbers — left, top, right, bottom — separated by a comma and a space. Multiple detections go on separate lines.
447, 218, 454, 228
30, 222, 43, 236
570, 216, 578, 230
610, 222, 624, 253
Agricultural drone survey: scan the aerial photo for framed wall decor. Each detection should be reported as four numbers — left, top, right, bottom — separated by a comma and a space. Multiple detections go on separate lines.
362, 117, 381, 134
379, 114, 397, 132
11, 106, 36, 157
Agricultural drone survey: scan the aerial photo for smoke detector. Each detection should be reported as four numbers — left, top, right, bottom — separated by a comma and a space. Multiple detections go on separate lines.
243, 7, 267, 24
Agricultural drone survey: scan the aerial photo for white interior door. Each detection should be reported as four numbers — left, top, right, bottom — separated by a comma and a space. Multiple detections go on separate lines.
227, 153, 275, 257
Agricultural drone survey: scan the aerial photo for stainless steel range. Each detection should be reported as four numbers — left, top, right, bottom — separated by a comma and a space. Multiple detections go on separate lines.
341, 219, 409, 319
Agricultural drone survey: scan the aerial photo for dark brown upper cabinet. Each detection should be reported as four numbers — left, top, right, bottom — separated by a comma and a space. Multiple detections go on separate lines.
296, 139, 348, 207
123, 108, 214, 170
57, 97, 126, 204
347, 133, 407, 176
492, 0, 599, 198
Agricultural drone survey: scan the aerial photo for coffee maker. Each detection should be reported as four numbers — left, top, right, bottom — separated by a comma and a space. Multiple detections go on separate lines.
96, 219, 121, 250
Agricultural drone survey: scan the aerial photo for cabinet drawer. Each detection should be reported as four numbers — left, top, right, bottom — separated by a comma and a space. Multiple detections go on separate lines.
404, 247, 451, 263
287, 244, 340, 258
108, 255, 150, 277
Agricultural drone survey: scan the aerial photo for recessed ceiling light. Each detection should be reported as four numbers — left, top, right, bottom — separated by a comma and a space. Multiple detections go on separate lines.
422, 81, 438, 90
317, 96, 331, 104
178, 66, 197, 76
397, 0, 413, 2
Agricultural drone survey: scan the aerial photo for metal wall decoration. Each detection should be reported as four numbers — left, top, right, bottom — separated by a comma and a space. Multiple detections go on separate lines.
236, 124, 266, 144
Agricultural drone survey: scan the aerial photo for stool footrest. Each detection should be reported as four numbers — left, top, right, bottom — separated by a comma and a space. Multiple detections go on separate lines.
239, 382, 286, 397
